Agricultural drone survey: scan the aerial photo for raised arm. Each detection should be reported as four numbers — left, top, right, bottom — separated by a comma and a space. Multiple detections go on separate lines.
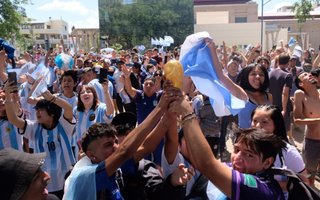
102, 82, 114, 116
122, 64, 137, 98
163, 113, 180, 164
169, 97, 232, 197
4, 82, 25, 129
312, 51, 320, 68
0, 50, 8, 83
104, 87, 178, 176
134, 111, 178, 162
206, 39, 248, 101
42, 90, 73, 122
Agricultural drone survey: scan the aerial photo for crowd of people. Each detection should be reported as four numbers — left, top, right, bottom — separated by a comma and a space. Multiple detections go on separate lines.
0, 35, 320, 200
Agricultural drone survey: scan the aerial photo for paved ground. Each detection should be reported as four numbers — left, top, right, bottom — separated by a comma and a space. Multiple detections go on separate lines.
223, 124, 320, 191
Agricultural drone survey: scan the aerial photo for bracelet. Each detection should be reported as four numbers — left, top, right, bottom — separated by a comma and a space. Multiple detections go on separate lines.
181, 113, 197, 126
181, 112, 195, 121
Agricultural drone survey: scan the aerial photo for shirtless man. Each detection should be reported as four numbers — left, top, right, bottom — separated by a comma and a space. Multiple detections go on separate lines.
293, 71, 320, 186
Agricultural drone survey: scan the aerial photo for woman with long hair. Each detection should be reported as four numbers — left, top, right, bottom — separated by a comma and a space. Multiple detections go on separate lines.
74, 85, 114, 157
237, 63, 272, 128
251, 104, 309, 197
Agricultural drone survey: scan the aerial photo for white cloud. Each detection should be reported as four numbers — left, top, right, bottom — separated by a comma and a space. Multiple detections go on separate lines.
37, 0, 90, 15
68, 14, 99, 30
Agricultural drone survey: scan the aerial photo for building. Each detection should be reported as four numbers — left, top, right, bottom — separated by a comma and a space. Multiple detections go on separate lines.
70, 27, 100, 53
262, 4, 320, 50
20, 19, 69, 50
194, 0, 320, 51
194, 0, 288, 51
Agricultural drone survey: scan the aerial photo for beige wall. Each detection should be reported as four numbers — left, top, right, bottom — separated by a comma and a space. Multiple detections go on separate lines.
195, 22, 263, 49
197, 11, 229, 24
265, 19, 320, 50
195, 2, 258, 23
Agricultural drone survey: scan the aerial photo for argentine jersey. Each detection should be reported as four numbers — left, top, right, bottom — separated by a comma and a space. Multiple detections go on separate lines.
88, 79, 113, 103
19, 82, 37, 120
63, 156, 123, 200
58, 93, 78, 108
0, 119, 23, 151
73, 103, 113, 150
22, 115, 76, 192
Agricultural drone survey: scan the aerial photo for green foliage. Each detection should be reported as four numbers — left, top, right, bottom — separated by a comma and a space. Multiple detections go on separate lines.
0, 0, 29, 41
110, 43, 123, 52
99, 0, 194, 49
293, 0, 313, 23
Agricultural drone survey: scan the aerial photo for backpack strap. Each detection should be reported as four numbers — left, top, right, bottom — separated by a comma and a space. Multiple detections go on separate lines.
278, 150, 285, 168
268, 167, 320, 200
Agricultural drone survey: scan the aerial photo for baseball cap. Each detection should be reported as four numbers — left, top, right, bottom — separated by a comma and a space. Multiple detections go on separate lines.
290, 55, 299, 60
0, 148, 46, 200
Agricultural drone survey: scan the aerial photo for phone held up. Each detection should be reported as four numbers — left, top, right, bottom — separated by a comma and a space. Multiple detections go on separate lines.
7, 71, 18, 93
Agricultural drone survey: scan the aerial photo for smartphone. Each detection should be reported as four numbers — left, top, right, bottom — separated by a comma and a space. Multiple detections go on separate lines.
99, 68, 109, 83
8, 71, 17, 85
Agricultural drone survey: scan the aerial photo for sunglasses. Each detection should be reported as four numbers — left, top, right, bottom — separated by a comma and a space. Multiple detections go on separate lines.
154, 73, 162, 77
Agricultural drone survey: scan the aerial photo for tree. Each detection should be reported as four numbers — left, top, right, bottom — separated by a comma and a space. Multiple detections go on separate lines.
0, 0, 29, 41
99, 0, 194, 49
292, 0, 319, 47
292, 0, 316, 23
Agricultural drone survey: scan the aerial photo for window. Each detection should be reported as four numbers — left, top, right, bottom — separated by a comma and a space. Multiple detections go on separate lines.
36, 34, 45, 39
34, 24, 44, 29
47, 25, 51, 29
235, 17, 247, 23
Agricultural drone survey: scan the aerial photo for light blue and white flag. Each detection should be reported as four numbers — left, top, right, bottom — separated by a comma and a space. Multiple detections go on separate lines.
288, 37, 297, 47
179, 32, 246, 116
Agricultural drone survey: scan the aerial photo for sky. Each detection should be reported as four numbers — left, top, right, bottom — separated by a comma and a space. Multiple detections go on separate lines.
24, 0, 297, 32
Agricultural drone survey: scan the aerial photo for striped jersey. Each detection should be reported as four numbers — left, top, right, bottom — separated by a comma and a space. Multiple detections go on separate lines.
19, 82, 37, 120
73, 103, 113, 153
22, 115, 76, 192
88, 79, 113, 103
58, 93, 78, 108
0, 119, 23, 151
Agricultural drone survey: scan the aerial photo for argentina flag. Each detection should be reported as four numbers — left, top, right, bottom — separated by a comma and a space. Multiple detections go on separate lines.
179, 32, 246, 116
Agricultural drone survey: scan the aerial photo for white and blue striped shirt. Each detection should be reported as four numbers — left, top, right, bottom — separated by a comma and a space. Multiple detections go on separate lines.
0, 119, 23, 151
19, 82, 37, 120
88, 79, 113, 103
22, 115, 76, 192
73, 103, 113, 155
58, 93, 78, 108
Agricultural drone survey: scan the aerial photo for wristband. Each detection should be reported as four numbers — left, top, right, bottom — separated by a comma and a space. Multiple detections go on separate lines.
181, 112, 197, 126
181, 112, 195, 121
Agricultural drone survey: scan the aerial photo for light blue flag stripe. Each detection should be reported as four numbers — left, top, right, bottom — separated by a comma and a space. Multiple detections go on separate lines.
180, 34, 246, 116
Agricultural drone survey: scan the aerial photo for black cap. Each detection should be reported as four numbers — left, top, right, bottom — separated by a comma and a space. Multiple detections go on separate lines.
0, 148, 46, 200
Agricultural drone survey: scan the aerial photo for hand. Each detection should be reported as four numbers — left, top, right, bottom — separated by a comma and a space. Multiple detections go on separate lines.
41, 90, 54, 101
170, 163, 195, 186
281, 110, 286, 117
121, 64, 131, 77
3, 81, 18, 95
204, 38, 215, 50
168, 96, 193, 117
158, 81, 183, 111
